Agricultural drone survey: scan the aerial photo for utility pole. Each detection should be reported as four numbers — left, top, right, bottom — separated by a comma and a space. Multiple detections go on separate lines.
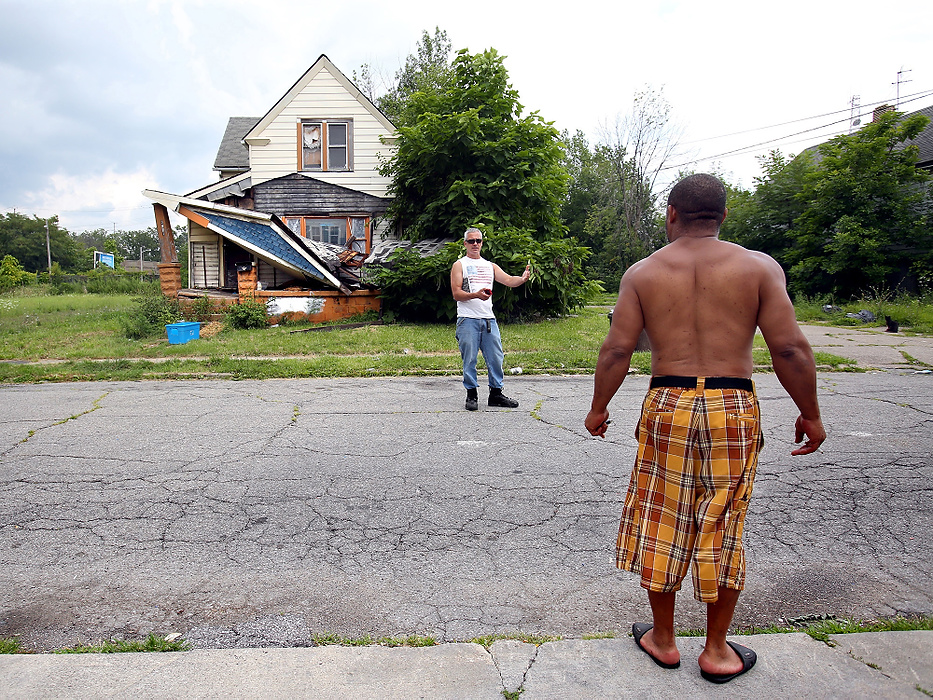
45, 219, 52, 275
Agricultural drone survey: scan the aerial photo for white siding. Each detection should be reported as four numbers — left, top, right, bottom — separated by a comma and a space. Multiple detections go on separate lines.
258, 260, 300, 289
248, 67, 394, 197
189, 226, 221, 289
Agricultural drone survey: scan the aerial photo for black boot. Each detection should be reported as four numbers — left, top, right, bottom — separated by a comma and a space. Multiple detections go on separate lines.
465, 388, 478, 411
488, 387, 518, 408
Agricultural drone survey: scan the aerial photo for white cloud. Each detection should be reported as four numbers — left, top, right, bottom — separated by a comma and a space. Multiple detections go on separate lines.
21, 167, 162, 232
1, 0, 931, 234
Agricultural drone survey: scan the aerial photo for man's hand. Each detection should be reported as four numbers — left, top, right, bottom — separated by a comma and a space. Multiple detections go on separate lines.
585, 408, 611, 438
791, 415, 826, 455
475, 288, 492, 301
521, 265, 531, 283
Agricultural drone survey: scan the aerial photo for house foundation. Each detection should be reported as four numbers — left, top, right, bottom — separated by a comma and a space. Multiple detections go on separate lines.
157, 263, 182, 299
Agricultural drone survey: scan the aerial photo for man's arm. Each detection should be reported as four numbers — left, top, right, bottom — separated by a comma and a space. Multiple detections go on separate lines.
451, 260, 491, 302
493, 264, 530, 288
755, 255, 826, 455
585, 269, 645, 437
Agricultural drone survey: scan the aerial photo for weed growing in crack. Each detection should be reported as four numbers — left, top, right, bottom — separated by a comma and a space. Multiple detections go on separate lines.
470, 633, 562, 650
311, 633, 436, 647
53, 634, 189, 653
0, 637, 22, 653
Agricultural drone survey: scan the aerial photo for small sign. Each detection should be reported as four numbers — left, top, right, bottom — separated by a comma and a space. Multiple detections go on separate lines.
95, 251, 115, 269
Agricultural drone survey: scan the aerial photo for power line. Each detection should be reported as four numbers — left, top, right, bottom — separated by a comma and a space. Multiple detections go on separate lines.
666, 90, 933, 173
680, 88, 933, 146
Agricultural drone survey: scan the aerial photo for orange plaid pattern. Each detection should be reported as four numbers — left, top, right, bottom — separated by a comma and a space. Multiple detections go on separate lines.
616, 378, 763, 603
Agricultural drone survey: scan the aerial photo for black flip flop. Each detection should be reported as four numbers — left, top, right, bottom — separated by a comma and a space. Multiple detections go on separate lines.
632, 623, 681, 669
700, 640, 757, 683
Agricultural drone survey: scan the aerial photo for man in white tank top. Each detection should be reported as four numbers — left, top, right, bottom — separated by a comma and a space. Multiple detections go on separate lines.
450, 227, 530, 411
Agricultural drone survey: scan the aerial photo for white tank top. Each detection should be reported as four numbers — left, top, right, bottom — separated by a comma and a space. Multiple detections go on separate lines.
456, 256, 495, 319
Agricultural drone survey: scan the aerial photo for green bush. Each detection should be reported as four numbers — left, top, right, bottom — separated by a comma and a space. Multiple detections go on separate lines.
85, 272, 158, 295
368, 226, 602, 322
122, 293, 182, 339
0, 255, 34, 294
225, 298, 268, 330
189, 295, 220, 322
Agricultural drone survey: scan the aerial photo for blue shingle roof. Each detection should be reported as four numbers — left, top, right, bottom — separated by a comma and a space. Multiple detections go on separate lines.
200, 211, 331, 284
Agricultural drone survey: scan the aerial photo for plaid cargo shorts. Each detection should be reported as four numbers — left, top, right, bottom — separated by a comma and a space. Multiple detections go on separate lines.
616, 378, 763, 603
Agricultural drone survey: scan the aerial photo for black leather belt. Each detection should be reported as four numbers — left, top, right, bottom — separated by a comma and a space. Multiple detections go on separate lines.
650, 376, 753, 391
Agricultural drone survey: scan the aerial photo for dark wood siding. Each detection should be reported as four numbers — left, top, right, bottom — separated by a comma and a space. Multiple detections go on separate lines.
253, 174, 391, 217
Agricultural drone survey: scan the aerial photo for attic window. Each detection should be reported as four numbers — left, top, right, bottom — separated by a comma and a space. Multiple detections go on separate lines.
300, 120, 352, 172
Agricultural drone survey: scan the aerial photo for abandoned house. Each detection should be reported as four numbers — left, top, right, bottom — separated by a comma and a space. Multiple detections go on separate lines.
144, 54, 407, 322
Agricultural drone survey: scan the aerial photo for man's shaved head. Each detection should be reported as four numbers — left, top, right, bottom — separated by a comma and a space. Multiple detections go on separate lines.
667, 174, 727, 225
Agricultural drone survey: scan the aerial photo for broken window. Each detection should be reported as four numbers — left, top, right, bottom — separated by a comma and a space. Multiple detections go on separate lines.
300, 120, 352, 171
283, 216, 370, 251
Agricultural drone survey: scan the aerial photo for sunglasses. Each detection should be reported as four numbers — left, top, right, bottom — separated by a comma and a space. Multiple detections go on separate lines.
465, 239, 483, 244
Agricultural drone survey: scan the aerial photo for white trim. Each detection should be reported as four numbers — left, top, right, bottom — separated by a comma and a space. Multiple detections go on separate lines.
245, 55, 395, 141
185, 172, 253, 200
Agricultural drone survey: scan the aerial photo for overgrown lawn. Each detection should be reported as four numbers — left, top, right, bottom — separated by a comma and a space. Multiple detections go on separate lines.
0, 288, 874, 383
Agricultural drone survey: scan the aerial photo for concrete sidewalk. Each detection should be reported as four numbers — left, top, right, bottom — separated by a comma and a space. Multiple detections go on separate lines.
800, 324, 933, 370
2, 631, 930, 698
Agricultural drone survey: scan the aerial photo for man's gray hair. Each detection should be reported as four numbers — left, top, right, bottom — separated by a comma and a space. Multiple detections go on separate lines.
464, 227, 482, 240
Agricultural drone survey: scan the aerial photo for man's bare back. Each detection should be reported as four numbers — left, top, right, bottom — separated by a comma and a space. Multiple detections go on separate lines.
627, 236, 777, 378
586, 176, 824, 454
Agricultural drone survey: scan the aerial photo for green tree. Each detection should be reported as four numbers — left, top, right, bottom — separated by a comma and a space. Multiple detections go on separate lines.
381, 47, 569, 242
369, 225, 599, 322
375, 27, 453, 126
117, 228, 161, 265
557, 89, 679, 290
786, 111, 931, 297
596, 87, 680, 253
720, 150, 814, 266
0, 213, 83, 273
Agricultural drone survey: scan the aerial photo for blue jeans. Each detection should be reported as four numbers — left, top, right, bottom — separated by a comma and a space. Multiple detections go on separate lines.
456, 317, 504, 391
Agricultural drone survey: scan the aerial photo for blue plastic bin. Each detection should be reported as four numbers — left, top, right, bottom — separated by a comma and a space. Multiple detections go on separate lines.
166, 321, 201, 345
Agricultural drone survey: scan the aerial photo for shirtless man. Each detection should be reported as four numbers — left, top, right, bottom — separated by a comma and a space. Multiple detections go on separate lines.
585, 173, 825, 684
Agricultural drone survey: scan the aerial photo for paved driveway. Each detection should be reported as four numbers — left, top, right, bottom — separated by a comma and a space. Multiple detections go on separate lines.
0, 368, 929, 651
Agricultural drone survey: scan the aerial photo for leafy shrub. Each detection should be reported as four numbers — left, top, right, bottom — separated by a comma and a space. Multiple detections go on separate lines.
122, 293, 182, 339
85, 271, 157, 295
225, 297, 269, 330
0, 255, 35, 294
189, 295, 220, 322
368, 226, 602, 322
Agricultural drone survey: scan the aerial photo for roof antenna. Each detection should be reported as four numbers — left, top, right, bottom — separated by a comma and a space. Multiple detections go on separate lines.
893, 68, 912, 109
848, 95, 861, 133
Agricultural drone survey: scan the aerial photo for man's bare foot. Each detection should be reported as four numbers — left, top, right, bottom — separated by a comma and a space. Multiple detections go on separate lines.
632, 623, 680, 668
699, 640, 757, 683
698, 641, 743, 676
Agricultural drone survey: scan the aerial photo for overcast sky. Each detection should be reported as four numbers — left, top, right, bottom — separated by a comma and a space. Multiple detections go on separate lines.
1, 0, 931, 233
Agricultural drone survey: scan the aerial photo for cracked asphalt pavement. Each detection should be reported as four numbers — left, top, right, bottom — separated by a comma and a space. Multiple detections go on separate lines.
0, 372, 930, 652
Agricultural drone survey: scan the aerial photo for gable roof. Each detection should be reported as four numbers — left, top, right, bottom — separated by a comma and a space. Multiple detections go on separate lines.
906, 103, 933, 168
213, 117, 261, 173
244, 54, 395, 142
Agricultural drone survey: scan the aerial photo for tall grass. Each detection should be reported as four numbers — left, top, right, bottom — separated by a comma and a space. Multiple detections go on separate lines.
794, 290, 933, 333
0, 285, 894, 382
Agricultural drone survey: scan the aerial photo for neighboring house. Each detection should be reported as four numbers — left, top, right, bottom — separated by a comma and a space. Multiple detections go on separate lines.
121, 260, 159, 274
906, 103, 933, 171
145, 55, 402, 321
802, 102, 933, 170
